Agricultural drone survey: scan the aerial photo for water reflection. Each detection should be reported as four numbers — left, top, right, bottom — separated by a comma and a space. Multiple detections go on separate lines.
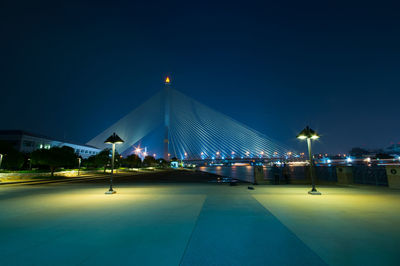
198, 165, 308, 183
198, 164, 390, 186
198, 165, 255, 182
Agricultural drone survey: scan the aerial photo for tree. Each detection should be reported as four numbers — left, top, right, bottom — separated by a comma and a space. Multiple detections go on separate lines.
95, 149, 111, 173
143, 155, 156, 167
58, 146, 77, 168
349, 147, 369, 157
31, 146, 77, 176
83, 149, 121, 172
0, 141, 24, 170
123, 154, 142, 168
114, 152, 122, 169
156, 158, 169, 168
83, 155, 97, 168
375, 153, 394, 160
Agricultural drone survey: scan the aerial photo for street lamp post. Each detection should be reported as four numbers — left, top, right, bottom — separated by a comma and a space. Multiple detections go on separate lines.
0, 154, 4, 170
78, 157, 81, 176
297, 126, 321, 195
104, 133, 124, 194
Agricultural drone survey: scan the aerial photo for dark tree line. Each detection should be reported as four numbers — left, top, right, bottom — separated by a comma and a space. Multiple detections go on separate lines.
0, 141, 25, 170
349, 147, 394, 159
31, 146, 77, 176
0, 141, 80, 174
84, 148, 114, 172
0, 140, 170, 173
83, 151, 165, 169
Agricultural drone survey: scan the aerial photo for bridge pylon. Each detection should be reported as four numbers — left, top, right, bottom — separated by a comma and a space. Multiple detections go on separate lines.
164, 76, 171, 160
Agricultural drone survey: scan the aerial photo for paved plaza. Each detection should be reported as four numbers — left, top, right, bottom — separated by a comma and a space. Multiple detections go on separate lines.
0, 171, 399, 265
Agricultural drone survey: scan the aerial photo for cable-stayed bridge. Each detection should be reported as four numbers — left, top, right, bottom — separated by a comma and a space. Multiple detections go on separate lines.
87, 79, 295, 161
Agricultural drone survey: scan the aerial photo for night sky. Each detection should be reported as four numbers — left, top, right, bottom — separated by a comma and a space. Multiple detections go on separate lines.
1, 1, 400, 154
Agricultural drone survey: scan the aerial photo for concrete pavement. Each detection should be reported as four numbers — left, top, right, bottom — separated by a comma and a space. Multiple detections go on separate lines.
0, 171, 399, 265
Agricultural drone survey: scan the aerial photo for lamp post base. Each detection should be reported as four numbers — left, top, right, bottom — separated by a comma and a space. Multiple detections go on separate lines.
308, 190, 321, 195
105, 186, 116, 194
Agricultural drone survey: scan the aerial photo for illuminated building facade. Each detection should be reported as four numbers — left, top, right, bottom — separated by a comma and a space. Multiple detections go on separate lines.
0, 130, 100, 159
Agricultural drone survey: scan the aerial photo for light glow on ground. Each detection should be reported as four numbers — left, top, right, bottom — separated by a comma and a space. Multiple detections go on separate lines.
0, 183, 399, 265
252, 186, 400, 265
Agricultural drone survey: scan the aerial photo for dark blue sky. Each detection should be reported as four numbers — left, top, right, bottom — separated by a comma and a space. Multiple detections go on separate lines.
1, 0, 400, 154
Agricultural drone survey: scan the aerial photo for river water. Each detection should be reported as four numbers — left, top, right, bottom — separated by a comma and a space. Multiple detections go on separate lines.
198, 164, 391, 186
198, 165, 257, 182
198, 165, 309, 183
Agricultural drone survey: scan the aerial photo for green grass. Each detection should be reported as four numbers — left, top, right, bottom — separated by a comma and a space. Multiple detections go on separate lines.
30, 175, 68, 180
0, 169, 50, 173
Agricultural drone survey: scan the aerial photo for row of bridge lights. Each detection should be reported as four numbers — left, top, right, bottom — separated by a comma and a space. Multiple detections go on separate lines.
179, 150, 293, 159
101, 126, 323, 197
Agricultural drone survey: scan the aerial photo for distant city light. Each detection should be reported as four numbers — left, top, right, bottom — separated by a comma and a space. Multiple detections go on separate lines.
346, 157, 352, 163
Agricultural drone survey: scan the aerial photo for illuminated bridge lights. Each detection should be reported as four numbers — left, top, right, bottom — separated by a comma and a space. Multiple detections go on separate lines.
87, 85, 296, 158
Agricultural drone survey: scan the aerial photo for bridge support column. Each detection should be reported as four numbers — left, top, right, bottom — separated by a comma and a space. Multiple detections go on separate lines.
164, 77, 171, 160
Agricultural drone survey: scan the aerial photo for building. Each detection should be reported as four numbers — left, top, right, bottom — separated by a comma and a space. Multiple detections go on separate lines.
0, 130, 101, 159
